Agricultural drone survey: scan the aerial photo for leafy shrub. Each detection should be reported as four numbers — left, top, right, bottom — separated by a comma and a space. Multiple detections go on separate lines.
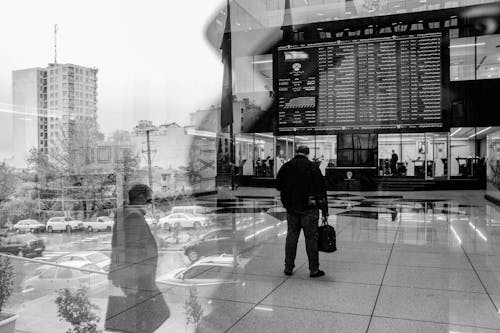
55, 287, 101, 333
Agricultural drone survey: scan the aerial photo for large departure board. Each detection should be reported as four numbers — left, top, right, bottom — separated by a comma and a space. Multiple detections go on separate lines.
277, 33, 442, 133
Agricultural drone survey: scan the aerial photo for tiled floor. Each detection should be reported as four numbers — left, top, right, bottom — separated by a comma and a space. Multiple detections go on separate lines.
10, 188, 500, 332
187, 189, 500, 332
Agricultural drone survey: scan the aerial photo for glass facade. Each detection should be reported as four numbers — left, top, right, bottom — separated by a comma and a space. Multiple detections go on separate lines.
1, 1, 500, 332
233, 127, 495, 182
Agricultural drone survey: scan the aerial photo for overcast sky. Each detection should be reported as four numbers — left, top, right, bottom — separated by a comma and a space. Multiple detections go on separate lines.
0, 0, 224, 137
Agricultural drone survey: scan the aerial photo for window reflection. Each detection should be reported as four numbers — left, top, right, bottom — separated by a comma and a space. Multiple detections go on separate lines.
450, 34, 500, 81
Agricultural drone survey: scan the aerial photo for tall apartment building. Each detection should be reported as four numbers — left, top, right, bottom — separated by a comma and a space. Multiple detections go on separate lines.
12, 63, 98, 168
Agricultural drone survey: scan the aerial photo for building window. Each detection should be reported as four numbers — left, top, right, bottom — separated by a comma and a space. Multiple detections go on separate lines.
450, 34, 500, 81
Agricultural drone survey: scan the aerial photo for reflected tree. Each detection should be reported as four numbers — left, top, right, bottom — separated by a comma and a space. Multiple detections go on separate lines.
184, 286, 203, 333
55, 287, 101, 333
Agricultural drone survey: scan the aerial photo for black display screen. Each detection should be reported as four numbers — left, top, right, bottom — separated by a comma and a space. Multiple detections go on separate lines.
277, 33, 443, 133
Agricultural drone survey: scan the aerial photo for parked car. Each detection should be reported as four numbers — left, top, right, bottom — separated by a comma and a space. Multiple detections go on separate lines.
183, 228, 244, 262
55, 251, 111, 272
13, 219, 46, 233
170, 205, 210, 216
46, 217, 84, 233
0, 234, 45, 257
158, 213, 209, 229
22, 261, 108, 293
34, 251, 110, 276
156, 254, 249, 287
83, 216, 114, 232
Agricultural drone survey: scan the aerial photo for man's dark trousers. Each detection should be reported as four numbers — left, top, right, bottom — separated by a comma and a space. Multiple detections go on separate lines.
285, 209, 319, 272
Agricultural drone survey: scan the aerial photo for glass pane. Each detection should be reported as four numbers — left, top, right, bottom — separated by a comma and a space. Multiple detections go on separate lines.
276, 136, 294, 173
400, 133, 426, 178
476, 34, 500, 80
315, 135, 336, 176
450, 127, 477, 177
450, 37, 476, 81
379, 134, 402, 177
487, 129, 500, 187
235, 133, 254, 176
254, 133, 274, 177
427, 133, 448, 178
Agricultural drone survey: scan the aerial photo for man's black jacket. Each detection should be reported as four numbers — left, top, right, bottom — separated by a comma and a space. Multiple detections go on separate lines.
276, 155, 328, 214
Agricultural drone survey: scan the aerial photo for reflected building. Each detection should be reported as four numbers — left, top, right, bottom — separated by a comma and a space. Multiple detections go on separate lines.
12, 63, 98, 168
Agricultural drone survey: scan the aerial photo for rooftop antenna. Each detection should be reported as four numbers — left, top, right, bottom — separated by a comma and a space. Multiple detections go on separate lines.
54, 24, 57, 64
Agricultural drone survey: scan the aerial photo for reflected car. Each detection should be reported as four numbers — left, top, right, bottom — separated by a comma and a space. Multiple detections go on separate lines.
22, 261, 107, 293
0, 234, 45, 257
46, 217, 84, 233
170, 205, 211, 216
183, 228, 245, 262
82, 216, 114, 232
12, 219, 46, 233
158, 213, 209, 229
156, 254, 249, 287
55, 251, 111, 272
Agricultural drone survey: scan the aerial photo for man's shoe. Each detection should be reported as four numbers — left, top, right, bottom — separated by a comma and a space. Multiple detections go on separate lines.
284, 269, 293, 276
310, 270, 325, 278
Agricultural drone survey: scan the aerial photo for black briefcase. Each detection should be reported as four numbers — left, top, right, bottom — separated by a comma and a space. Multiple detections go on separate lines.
318, 219, 337, 253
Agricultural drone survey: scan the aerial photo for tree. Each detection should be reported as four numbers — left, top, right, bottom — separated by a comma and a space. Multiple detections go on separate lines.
27, 122, 111, 218
0, 162, 18, 203
2, 197, 39, 224
55, 287, 101, 333
0, 256, 14, 315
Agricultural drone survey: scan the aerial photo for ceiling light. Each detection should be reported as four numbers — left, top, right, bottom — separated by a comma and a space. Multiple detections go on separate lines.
449, 42, 486, 48
450, 225, 462, 244
450, 128, 462, 137
468, 127, 492, 138
316, 13, 324, 16
255, 306, 273, 312
252, 60, 272, 64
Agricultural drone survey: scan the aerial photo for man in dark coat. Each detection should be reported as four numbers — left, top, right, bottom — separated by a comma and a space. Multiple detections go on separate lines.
106, 184, 169, 332
276, 146, 328, 278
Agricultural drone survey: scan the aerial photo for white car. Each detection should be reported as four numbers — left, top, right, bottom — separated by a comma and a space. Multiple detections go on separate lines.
13, 219, 46, 233
55, 251, 111, 272
156, 254, 249, 287
82, 216, 114, 232
158, 213, 209, 229
46, 217, 84, 233
170, 205, 211, 216
23, 261, 107, 293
